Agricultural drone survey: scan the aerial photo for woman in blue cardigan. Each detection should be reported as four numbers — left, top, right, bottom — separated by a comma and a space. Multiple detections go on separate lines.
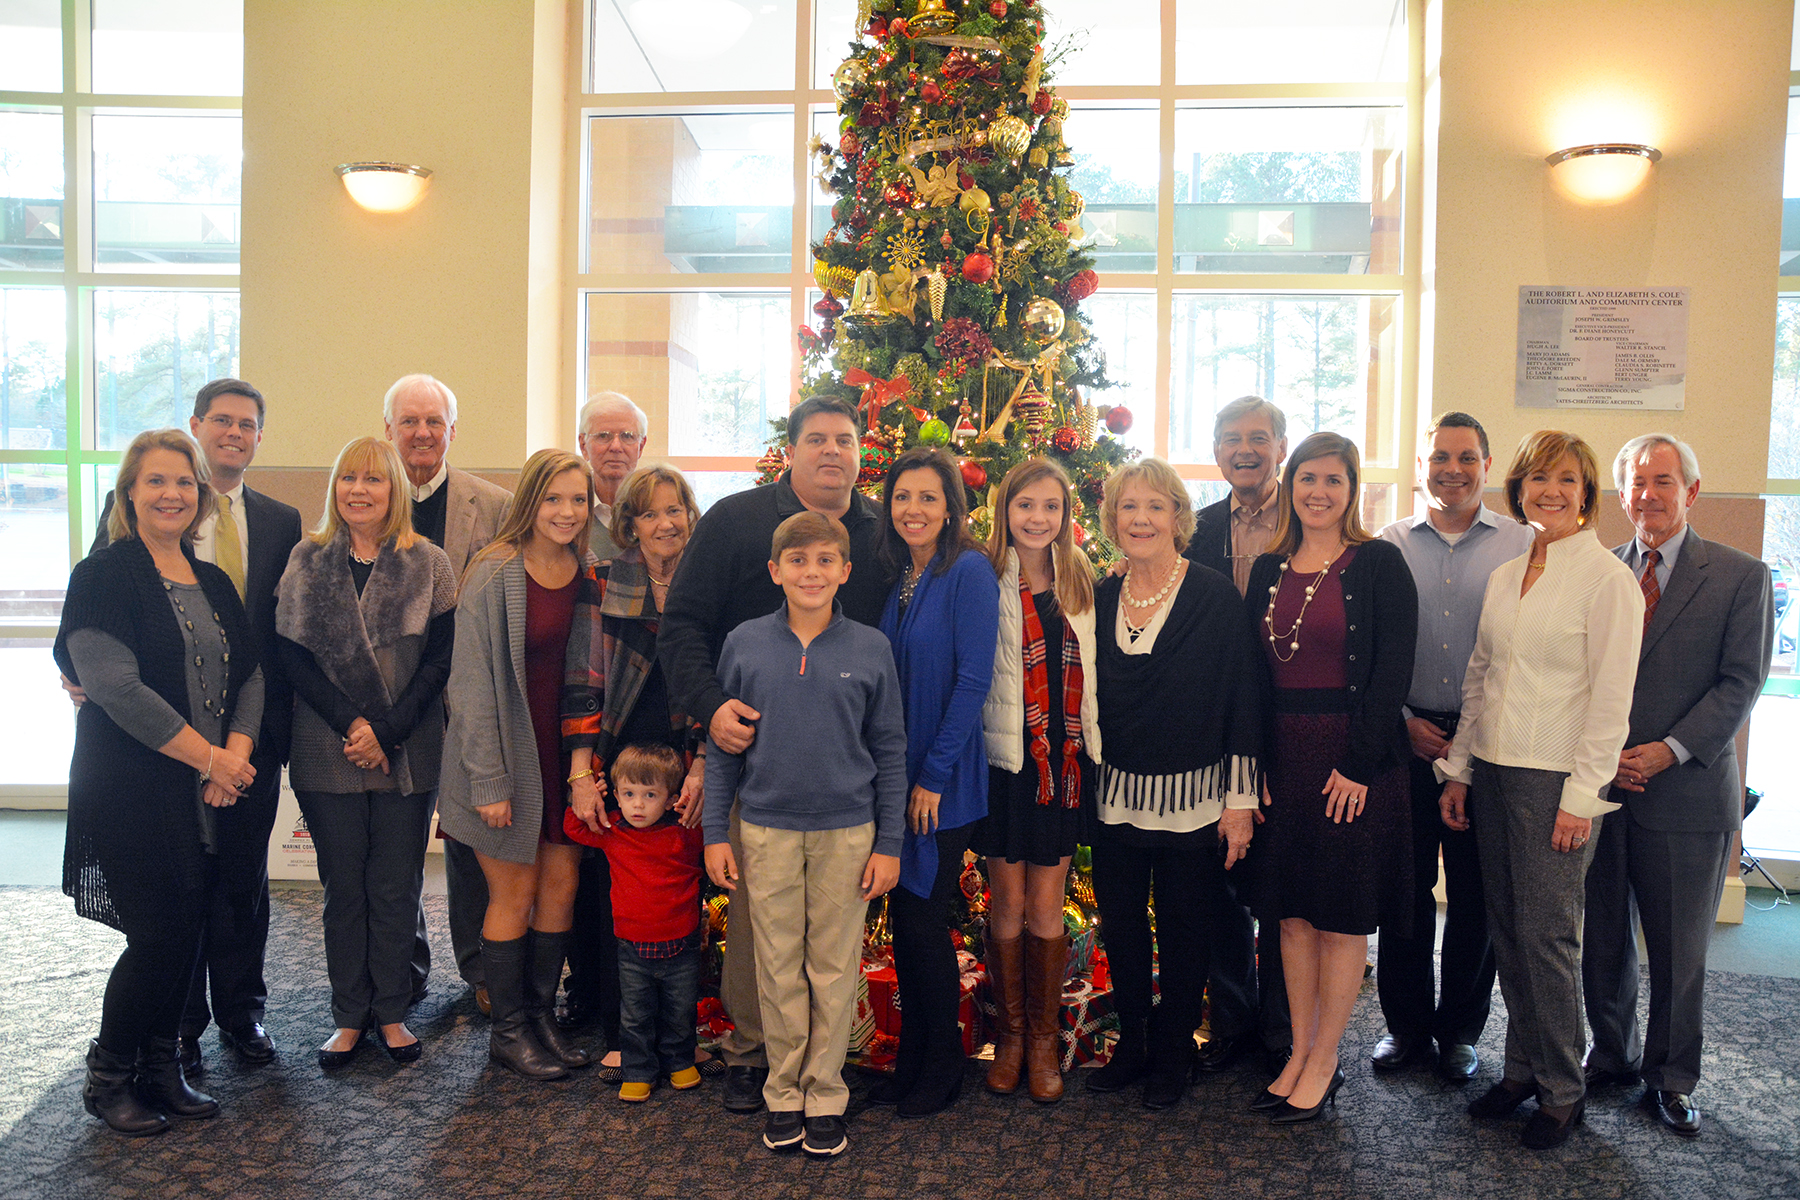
872, 447, 999, 1117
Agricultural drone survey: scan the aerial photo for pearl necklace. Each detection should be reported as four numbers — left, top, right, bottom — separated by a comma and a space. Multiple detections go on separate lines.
1123, 557, 1182, 609
1263, 545, 1343, 663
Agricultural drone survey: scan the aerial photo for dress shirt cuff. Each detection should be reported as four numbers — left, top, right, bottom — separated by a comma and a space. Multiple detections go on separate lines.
1433, 756, 1471, 787
1663, 737, 1692, 766
1558, 777, 1620, 819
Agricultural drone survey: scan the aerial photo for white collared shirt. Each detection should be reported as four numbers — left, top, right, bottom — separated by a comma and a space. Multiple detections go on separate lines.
192, 480, 248, 569
411, 461, 450, 504
1437, 531, 1644, 818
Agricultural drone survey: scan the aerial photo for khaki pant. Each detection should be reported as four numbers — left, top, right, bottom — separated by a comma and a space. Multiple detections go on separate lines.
739, 819, 874, 1116
718, 804, 765, 1068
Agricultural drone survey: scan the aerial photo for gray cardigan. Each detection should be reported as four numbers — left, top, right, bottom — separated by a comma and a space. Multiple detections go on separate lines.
437, 552, 582, 863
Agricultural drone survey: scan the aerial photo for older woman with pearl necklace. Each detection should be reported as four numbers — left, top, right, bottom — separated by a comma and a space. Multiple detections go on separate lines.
1086, 457, 1264, 1110
1245, 431, 1417, 1125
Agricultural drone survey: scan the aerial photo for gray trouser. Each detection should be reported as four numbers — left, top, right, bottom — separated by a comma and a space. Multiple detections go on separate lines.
1470, 760, 1602, 1109
299, 789, 435, 1028
718, 802, 766, 1068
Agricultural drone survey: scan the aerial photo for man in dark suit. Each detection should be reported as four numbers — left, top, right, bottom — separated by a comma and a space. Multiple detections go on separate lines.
383, 373, 511, 1013
79, 378, 304, 1071
1181, 394, 1291, 1077
1583, 434, 1773, 1138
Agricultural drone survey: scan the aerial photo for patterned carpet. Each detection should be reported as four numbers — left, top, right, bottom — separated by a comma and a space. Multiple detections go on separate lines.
2, 884, 1798, 1200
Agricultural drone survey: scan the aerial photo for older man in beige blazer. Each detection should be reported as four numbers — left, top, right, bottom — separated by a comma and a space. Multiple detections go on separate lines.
383, 373, 512, 1012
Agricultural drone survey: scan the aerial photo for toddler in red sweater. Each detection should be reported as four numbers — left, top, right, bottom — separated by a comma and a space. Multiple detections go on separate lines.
566, 744, 705, 1102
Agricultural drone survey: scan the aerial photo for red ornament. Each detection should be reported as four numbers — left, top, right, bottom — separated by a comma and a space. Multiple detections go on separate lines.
1071, 521, 1087, 545
921, 80, 942, 104
940, 231, 954, 248
990, 0, 1009, 15
1103, 405, 1134, 435
1031, 90, 1053, 115
883, 180, 916, 208
888, 16, 909, 36
960, 458, 988, 490
961, 251, 995, 284
813, 295, 844, 319
1050, 426, 1080, 453
840, 129, 861, 157
1063, 268, 1099, 303
958, 170, 974, 189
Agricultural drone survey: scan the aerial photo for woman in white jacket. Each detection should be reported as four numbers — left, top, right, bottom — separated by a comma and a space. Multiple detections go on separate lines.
974, 458, 1101, 1103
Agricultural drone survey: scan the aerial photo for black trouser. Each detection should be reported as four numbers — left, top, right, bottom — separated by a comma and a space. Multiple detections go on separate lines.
1090, 833, 1210, 1063
889, 824, 975, 1075
440, 835, 488, 989
564, 848, 622, 1048
1208, 838, 1289, 1049
180, 757, 281, 1037
99, 859, 213, 1057
1375, 708, 1495, 1047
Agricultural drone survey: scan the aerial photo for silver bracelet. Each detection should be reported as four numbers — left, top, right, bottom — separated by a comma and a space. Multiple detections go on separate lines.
200, 746, 215, 783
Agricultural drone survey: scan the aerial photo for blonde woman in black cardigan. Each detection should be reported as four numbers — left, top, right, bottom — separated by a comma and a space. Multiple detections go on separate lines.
1245, 432, 1417, 1125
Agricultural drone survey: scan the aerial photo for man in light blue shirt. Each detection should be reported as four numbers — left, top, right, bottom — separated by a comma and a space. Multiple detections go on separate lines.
1373, 412, 1534, 1081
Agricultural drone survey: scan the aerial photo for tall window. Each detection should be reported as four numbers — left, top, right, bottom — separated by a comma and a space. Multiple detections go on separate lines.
574, 0, 1418, 518
0, 0, 243, 790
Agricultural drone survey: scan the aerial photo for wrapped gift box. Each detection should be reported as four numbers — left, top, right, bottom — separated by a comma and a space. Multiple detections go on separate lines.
852, 955, 985, 1068
1058, 978, 1115, 1070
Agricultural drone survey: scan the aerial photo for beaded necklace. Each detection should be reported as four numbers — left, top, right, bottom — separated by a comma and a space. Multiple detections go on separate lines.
163, 578, 233, 718
1262, 544, 1343, 663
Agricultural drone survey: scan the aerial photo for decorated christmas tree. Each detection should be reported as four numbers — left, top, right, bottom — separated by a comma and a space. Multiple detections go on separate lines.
761, 0, 1137, 553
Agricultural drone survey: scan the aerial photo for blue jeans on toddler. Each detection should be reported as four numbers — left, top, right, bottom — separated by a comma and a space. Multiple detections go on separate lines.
617, 942, 699, 1084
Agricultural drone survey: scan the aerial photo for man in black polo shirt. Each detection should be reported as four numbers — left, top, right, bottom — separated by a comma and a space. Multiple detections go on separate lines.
659, 396, 894, 1113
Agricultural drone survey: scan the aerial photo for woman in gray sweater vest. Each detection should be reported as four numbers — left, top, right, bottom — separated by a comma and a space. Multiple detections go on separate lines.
276, 438, 457, 1071
439, 450, 601, 1080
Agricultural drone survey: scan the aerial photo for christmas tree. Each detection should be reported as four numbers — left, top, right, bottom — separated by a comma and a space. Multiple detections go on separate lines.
763, 0, 1137, 553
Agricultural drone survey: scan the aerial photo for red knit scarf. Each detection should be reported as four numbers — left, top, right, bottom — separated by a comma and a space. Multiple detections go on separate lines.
1020, 577, 1084, 808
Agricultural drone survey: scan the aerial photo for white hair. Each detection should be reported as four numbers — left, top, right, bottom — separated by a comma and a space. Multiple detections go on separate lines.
1614, 433, 1701, 491
578, 391, 648, 440
383, 373, 458, 427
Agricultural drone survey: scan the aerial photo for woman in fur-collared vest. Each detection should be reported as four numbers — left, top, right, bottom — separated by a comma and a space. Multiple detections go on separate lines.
276, 437, 456, 1071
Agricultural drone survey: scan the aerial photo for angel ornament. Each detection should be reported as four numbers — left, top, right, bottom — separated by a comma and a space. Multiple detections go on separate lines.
908, 156, 963, 207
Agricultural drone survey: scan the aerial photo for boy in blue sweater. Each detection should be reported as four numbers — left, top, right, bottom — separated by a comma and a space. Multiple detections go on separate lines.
704, 511, 906, 1158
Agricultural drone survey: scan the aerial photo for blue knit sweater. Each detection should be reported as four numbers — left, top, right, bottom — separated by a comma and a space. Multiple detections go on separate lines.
702, 602, 908, 858
878, 548, 999, 898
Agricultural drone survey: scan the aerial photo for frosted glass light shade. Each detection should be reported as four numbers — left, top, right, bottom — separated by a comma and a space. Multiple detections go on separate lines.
1545, 144, 1660, 205
336, 162, 432, 213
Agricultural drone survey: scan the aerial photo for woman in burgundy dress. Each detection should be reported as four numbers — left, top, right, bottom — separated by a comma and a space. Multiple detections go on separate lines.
439, 449, 600, 1080
1246, 432, 1417, 1124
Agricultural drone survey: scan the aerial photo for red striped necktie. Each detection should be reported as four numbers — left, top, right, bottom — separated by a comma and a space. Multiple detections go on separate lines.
1639, 549, 1660, 627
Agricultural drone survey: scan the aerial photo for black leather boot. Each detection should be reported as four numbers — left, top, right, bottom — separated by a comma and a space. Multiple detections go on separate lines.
526, 930, 590, 1068
484, 936, 568, 1081
137, 1036, 219, 1119
83, 1040, 167, 1137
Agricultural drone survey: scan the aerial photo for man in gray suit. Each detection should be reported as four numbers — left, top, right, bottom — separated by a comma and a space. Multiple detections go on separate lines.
1582, 433, 1773, 1138
383, 373, 512, 1013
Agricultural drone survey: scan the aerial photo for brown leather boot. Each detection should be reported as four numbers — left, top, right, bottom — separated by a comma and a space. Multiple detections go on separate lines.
1024, 933, 1068, 1103
983, 933, 1025, 1094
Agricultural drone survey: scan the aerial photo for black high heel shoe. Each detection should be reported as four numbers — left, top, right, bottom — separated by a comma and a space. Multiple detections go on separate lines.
1269, 1068, 1345, 1125
1248, 1085, 1288, 1113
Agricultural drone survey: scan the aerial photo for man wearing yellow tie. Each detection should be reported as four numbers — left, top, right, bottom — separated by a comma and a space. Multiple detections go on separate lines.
77, 379, 304, 1074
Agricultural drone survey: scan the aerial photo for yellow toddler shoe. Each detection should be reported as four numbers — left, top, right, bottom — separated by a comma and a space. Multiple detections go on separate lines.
619, 1081, 652, 1102
668, 1067, 702, 1090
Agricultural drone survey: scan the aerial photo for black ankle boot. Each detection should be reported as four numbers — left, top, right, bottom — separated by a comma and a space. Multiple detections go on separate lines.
526, 931, 590, 1068
1087, 1021, 1148, 1093
83, 1040, 167, 1137
137, 1036, 219, 1119
484, 936, 568, 1081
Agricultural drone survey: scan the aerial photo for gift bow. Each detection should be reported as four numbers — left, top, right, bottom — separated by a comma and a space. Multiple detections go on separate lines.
941, 49, 1002, 86
844, 367, 913, 424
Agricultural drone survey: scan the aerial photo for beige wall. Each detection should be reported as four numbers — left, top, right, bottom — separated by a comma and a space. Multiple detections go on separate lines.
239, 0, 571, 471
1429, 0, 1793, 500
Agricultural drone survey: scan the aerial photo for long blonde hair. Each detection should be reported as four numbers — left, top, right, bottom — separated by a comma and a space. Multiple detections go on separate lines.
464, 449, 595, 588
987, 456, 1095, 616
109, 428, 214, 544
311, 437, 421, 549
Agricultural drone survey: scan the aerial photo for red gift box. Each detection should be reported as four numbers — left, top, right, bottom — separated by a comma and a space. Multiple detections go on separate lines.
854, 956, 986, 1066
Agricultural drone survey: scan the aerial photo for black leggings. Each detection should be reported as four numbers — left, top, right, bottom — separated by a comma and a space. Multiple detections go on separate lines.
888, 824, 974, 1069
97, 866, 212, 1056
1090, 835, 1210, 1059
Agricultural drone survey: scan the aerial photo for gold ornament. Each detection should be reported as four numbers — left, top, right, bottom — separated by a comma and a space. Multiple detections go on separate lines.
1049, 97, 1070, 123
832, 59, 869, 102
926, 269, 947, 322
856, 0, 874, 31
844, 268, 895, 331
907, 0, 957, 35
1001, 250, 1026, 286
1075, 401, 1097, 446
995, 298, 1007, 328
813, 258, 856, 297
1021, 45, 1045, 103
1022, 297, 1066, 341
885, 228, 927, 272
1028, 146, 1049, 169
960, 188, 991, 238
906, 156, 963, 207
877, 262, 919, 323
1062, 190, 1086, 222
990, 115, 1032, 158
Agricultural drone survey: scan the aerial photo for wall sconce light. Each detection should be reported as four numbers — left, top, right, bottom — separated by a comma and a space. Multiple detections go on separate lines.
1545, 143, 1661, 205
335, 162, 433, 213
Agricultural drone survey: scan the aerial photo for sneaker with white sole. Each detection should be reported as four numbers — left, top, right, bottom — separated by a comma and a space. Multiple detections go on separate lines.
762, 1109, 805, 1151
802, 1114, 848, 1157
